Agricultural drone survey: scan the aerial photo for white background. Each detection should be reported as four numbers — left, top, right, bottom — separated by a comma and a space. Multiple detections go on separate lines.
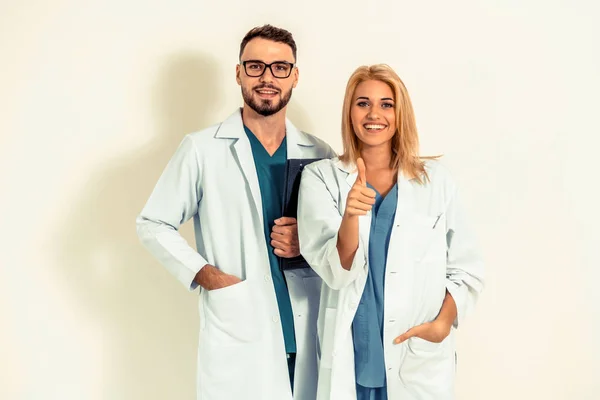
1, 1, 599, 399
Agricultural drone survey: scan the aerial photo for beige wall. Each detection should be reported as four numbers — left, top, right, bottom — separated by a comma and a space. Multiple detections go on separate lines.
1, 1, 599, 399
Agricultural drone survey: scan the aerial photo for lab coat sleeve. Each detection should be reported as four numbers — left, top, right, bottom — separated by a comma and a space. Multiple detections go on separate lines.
444, 186, 485, 328
136, 135, 207, 291
297, 164, 367, 290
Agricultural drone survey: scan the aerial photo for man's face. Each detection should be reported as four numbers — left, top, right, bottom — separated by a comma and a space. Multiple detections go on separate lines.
236, 38, 298, 117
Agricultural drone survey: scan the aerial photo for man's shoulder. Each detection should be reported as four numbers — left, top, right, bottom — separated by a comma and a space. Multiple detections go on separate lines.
182, 120, 239, 155
300, 131, 330, 147
186, 122, 222, 143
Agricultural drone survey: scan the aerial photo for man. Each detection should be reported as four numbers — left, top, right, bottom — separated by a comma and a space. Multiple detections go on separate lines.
136, 25, 335, 400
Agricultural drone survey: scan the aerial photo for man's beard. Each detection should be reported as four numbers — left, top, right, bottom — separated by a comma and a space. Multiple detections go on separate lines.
242, 84, 293, 117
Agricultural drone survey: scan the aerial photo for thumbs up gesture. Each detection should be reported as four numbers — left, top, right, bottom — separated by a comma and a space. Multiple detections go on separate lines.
344, 158, 377, 217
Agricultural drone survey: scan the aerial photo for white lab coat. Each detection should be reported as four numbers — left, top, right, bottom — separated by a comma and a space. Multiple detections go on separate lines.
297, 158, 484, 400
136, 109, 336, 400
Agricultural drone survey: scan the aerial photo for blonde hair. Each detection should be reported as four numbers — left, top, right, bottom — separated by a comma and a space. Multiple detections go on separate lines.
339, 64, 437, 183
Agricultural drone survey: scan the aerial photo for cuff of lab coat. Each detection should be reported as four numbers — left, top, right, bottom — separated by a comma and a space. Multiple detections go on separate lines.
150, 231, 207, 292
181, 262, 204, 292
324, 235, 367, 290
445, 280, 463, 328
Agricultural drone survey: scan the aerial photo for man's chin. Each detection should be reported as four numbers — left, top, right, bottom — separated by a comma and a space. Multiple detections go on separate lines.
250, 101, 281, 117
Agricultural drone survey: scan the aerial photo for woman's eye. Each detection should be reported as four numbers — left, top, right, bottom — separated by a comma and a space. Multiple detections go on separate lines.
357, 101, 369, 107
382, 103, 394, 108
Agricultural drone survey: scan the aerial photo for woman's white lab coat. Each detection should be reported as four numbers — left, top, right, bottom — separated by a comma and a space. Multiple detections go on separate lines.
297, 158, 484, 400
136, 109, 335, 400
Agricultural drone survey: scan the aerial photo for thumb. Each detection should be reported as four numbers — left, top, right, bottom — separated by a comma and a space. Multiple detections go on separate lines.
356, 157, 367, 186
394, 325, 421, 344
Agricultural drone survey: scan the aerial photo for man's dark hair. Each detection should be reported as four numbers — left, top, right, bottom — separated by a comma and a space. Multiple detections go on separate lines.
239, 24, 297, 62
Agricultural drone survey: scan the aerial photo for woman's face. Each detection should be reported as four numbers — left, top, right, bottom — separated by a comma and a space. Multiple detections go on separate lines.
350, 79, 397, 151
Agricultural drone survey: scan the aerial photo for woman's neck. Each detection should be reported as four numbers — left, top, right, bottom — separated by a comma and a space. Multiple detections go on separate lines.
360, 144, 393, 171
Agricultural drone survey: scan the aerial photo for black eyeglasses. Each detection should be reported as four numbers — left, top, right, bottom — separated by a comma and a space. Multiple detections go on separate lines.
241, 60, 295, 78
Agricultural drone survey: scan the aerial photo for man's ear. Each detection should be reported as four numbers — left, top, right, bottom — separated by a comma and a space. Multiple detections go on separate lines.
292, 67, 299, 89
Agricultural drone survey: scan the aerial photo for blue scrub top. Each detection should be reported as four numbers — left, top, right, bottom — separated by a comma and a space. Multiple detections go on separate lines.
352, 183, 398, 389
245, 125, 297, 354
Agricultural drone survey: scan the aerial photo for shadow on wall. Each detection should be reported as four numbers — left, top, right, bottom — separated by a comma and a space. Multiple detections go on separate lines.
287, 98, 314, 137
54, 52, 222, 400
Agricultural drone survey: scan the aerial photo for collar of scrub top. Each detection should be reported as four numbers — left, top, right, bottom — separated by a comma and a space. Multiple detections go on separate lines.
213, 108, 316, 158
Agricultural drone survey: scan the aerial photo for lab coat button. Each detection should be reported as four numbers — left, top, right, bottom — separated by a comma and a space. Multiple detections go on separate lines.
264, 275, 270, 282
272, 316, 279, 323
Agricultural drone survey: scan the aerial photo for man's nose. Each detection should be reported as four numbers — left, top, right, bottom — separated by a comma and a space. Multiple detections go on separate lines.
259, 66, 275, 83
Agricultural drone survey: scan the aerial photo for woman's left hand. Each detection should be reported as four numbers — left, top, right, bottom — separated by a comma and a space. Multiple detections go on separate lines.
393, 318, 452, 345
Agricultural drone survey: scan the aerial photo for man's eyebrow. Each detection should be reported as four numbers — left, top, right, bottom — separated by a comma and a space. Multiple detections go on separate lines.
242, 59, 293, 63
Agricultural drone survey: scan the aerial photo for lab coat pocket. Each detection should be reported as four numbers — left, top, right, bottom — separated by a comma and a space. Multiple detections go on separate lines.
411, 213, 446, 263
399, 333, 455, 397
204, 279, 260, 343
408, 336, 444, 352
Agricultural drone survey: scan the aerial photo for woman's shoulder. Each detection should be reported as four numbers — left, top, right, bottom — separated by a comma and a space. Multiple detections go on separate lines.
421, 158, 458, 191
301, 157, 349, 192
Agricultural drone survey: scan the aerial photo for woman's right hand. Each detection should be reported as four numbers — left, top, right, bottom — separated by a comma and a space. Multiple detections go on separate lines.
337, 158, 376, 270
344, 158, 376, 217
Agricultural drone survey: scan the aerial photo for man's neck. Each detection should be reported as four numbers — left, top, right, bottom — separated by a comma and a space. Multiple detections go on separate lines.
241, 106, 287, 148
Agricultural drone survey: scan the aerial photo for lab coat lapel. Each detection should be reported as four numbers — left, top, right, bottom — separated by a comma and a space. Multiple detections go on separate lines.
394, 171, 416, 227
285, 119, 314, 159
215, 109, 263, 224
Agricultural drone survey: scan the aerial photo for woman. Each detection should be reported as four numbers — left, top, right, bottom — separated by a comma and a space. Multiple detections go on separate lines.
297, 64, 484, 400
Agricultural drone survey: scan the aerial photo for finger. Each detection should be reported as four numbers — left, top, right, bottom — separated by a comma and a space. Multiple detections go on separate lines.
272, 225, 293, 235
274, 217, 297, 226
346, 208, 368, 216
270, 232, 295, 244
360, 187, 377, 199
348, 200, 373, 212
394, 326, 422, 344
271, 239, 290, 251
271, 234, 290, 245
355, 192, 376, 205
274, 248, 289, 257
356, 157, 367, 186
270, 232, 291, 244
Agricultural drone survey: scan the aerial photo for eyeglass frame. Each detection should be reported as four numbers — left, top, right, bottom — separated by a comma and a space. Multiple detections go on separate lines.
240, 60, 296, 79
